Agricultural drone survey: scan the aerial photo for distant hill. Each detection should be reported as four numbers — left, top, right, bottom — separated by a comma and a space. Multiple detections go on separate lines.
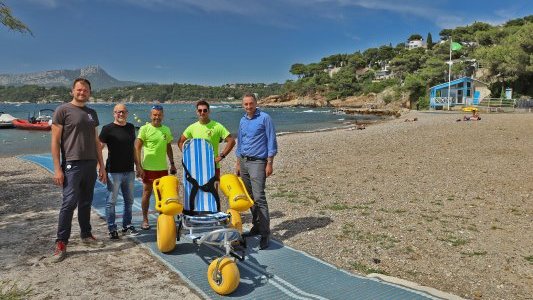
0, 65, 138, 90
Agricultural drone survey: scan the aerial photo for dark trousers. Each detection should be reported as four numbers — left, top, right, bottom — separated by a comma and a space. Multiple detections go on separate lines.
239, 158, 270, 237
56, 160, 97, 243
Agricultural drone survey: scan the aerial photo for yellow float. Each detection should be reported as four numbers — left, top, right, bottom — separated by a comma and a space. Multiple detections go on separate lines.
220, 174, 254, 212
153, 176, 183, 252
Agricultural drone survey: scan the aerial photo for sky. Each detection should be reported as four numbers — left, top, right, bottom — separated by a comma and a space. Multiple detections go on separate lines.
1, 0, 532, 86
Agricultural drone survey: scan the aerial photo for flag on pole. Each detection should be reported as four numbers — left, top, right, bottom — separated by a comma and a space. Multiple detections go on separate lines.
451, 42, 462, 51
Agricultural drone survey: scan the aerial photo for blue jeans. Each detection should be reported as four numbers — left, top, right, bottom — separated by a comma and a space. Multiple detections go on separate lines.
105, 171, 135, 232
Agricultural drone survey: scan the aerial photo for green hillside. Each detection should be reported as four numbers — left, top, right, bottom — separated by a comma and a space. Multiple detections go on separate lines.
283, 15, 533, 108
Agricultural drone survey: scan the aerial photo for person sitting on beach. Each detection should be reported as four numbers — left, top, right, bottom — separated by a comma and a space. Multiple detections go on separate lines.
463, 110, 481, 121
177, 100, 235, 184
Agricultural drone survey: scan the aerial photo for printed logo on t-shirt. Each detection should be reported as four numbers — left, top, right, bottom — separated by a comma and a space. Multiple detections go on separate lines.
87, 113, 94, 122
206, 129, 213, 137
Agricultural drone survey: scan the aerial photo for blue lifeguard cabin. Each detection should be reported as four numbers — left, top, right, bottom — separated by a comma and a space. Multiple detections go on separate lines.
429, 77, 489, 109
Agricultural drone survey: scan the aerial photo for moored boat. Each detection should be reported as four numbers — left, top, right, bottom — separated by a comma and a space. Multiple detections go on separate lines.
0, 112, 16, 129
12, 109, 54, 131
12, 118, 52, 131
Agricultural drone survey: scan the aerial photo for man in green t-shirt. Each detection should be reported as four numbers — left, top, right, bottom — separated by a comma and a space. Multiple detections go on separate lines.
178, 100, 235, 180
135, 104, 176, 230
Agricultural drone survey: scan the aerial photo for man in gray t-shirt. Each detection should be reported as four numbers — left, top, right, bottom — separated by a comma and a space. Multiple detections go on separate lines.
53, 103, 99, 161
49, 78, 107, 263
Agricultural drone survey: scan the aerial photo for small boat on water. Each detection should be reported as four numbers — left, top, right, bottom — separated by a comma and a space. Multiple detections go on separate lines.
34, 109, 54, 123
12, 119, 52, 131
0, 112, 17, 129
12, 109, 54, 131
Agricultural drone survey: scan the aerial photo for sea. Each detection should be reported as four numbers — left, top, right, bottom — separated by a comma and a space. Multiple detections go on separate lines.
0, 102, 380, 157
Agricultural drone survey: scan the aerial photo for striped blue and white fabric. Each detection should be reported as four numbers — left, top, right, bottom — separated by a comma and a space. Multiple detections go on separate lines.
182, 138, 217, 213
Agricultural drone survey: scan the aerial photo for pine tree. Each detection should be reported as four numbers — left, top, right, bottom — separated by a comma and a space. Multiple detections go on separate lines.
427, 32, 433, 50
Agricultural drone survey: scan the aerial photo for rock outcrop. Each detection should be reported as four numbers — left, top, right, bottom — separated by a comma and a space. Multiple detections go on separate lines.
259, 87, 412, 117
259, 93, 329, 107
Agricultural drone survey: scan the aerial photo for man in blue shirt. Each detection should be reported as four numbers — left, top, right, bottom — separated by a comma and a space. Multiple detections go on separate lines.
235, 93, 278, 250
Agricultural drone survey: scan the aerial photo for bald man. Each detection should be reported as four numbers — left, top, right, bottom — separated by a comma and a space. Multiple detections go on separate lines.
99, 103, 142, 239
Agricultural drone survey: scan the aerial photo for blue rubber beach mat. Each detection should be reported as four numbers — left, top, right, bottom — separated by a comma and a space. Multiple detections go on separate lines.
22, 153, 442, 300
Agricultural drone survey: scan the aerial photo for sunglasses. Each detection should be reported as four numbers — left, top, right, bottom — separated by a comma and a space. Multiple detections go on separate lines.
114, 110, 128, 114
197, 108, 209, 113
152, 104, 163, 111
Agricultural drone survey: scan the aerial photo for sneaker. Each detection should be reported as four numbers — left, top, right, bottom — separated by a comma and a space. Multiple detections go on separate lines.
81, 234, 105, 248
109, 230, 119, 240
50, 241, 67, 263
121, 225, 139, 236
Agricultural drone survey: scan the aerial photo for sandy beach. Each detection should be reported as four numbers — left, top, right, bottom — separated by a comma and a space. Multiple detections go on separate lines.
1, 110, 532, 299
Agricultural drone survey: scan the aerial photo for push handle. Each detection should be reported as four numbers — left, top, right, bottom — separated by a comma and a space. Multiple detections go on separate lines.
238, 177, 254, 206
153, 178, 161, 204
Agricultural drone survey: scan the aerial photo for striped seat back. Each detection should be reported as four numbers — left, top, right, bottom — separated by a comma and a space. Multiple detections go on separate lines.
182, 138, 217, 213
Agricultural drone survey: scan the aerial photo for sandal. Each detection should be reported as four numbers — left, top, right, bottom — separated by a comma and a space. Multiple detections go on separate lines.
141, 223, 151, 230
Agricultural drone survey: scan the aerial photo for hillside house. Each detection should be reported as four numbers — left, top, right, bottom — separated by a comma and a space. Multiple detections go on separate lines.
407, 39, 425, 50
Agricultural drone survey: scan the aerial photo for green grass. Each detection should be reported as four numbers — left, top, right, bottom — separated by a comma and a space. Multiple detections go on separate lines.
339, 224, 398, 249
461, 251, 487, 257
466, 224, 479, 232
353, 204, 371, 209
324, 202, 351, 210
403, 246, 415, 254
524, 255, 533, 264
271, 189, 299, 199
430, 199, 443, 206
350, 261, 388, 275
438, 235, 469, 247
0, 280, 32, 300
307, 194, 320, 203
421, 214, 437, 222
288, 198, 308, 204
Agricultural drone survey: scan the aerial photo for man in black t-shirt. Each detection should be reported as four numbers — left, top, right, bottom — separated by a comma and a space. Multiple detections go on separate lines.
99, 103, 143, 239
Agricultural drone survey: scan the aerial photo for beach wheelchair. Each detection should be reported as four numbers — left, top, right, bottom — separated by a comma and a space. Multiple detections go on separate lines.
153, 139, 254, 295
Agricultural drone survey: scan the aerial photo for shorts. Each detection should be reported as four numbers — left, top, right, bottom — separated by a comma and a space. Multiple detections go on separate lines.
142, 170, 169, 185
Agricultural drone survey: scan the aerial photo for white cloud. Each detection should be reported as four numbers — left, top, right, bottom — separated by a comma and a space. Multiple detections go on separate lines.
154, 64, 170, 69
98, 0, 528, 30
121, 0, 269, 16
18, 0, 61, 8
345, 32, 361, 41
